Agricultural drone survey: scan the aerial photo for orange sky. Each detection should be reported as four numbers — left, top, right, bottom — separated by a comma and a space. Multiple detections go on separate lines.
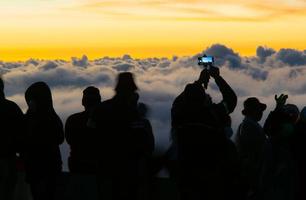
0, 0, 306, 61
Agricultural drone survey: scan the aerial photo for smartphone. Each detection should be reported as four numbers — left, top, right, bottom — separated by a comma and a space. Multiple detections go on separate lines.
198, 55, 214, 67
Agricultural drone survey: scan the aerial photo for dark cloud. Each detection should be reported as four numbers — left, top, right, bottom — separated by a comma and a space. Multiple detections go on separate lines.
204, 44, 242, 69
0, 62, 22, 70
25, 59, 40, 66
158, 61, 171, 68
40, 61, 58, 71
276, 48, 306, 66
256, 46, 276, 62
71, 55, 89, 67
113, 63, 134, 71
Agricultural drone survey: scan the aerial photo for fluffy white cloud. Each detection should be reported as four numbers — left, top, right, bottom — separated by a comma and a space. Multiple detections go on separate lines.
1, 44, 306, 170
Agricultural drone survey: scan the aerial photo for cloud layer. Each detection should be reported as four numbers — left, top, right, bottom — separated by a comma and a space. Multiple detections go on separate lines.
1, 44, 306, 170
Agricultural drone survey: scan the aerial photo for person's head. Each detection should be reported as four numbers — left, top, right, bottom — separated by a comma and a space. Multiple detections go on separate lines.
282, 104, 299, 124
25, 82, 53, 112
115, 72, 138, 96
183, 83, 212, 106
82, 86, 101, 110
242, 97, 267, 122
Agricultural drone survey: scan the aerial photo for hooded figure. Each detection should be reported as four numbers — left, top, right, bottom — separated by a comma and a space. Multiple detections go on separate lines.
24, 82, 64, 200
0, 77, 24, 200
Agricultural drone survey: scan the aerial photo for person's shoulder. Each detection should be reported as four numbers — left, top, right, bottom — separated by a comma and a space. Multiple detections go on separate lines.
101, 99, 113, 106
50, 110, 63, 124
2, 99, 22, 112
172, 91, 186, 107
66, 111, 85, 122
4, 99, 19, 107
97, 99, 114, 111
241, 118, 262, 131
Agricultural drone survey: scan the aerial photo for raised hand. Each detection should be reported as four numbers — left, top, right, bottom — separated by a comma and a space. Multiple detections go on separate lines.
197, 69, 210, 89
274, 94, 288, 109
209, 66, 220, 78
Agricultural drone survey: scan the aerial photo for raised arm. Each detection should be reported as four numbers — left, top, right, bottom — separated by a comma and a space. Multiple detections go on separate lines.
210, 67, 237, 113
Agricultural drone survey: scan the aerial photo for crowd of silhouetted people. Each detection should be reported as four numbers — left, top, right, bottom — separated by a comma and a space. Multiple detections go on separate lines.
1, 66, 306, 200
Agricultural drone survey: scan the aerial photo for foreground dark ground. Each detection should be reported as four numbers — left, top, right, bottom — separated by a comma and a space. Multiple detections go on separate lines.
14, 172, 179, 200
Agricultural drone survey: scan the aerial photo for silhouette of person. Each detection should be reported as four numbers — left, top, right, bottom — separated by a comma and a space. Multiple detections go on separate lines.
135, 102, 155, 200
171, 66, 237, 200
234, 97, 267, 200
91, 72, 153, 200
23, 82, 64, 200
293, 107, 306, 200
65, 86, 101, 174
264, 94, 299, 200
65, 86, 102, 200
0, 77, 24, 200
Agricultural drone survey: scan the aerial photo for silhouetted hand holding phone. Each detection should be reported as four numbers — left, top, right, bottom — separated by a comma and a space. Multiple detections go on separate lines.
197, 66, 220, 89
209, 65, 220, 78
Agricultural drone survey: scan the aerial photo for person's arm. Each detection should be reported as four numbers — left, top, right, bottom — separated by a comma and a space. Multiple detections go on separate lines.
263, 94, 288, 137
209, 67, 237, 113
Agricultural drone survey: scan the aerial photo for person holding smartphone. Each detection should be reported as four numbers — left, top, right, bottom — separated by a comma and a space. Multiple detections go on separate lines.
171, 64, 238, 200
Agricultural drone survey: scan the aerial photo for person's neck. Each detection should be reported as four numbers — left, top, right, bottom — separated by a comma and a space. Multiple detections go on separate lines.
245, 115, 259, 122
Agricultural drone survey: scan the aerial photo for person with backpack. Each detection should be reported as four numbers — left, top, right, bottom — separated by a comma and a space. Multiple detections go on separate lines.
171, 66, 237, 200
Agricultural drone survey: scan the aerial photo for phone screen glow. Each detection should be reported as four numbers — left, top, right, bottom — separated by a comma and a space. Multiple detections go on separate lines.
201, 56, 213, 63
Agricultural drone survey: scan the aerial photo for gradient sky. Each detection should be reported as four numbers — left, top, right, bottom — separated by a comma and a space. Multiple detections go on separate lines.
0, 0, 306, 61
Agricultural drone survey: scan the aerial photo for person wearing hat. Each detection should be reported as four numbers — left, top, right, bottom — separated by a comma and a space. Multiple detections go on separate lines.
235, 97, 267, 200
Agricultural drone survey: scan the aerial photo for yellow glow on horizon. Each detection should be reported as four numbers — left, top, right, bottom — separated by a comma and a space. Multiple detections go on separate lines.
0, 0, 305, 61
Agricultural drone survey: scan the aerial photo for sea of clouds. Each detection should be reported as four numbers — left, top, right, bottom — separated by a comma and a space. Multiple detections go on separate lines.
1, 44, 306, 170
